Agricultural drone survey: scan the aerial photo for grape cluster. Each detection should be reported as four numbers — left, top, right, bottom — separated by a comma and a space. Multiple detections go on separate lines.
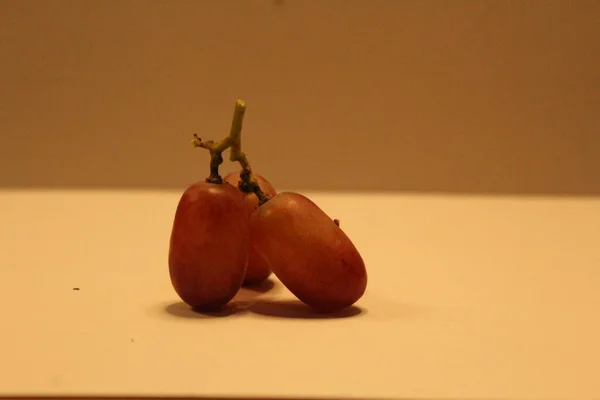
168, 100, 367, 313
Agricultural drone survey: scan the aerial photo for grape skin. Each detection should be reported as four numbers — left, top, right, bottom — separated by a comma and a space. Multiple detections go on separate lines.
250, 192, 367, 312
168, 181, 251, 310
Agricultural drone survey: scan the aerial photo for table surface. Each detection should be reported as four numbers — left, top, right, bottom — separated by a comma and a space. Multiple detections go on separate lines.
1, 188, 599, 400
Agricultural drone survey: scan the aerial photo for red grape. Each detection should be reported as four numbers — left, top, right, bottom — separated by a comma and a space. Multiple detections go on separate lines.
224, 170, 277, 286
168, 181, 251, 310
250, 192, 367, 312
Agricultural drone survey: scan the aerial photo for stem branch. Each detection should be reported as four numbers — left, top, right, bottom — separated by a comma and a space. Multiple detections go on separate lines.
191, 134, 230, 184
191, 99, 270, 204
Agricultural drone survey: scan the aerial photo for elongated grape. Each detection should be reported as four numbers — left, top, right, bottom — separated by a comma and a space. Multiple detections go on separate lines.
168, 181, 251, 310
250, 192, 367, 311
224, 170, 277, 286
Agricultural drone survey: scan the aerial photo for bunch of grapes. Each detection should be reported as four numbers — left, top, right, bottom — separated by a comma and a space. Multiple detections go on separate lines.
168, 99, 367, 313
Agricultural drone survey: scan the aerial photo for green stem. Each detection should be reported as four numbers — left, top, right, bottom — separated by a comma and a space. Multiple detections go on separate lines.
191, 99, 270, 205
228, 99, 246, 162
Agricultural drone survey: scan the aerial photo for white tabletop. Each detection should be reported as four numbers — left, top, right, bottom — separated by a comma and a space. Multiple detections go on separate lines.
1, 188, 599, 400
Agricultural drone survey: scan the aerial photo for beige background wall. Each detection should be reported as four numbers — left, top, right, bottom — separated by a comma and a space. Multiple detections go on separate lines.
1, 0, 598, 194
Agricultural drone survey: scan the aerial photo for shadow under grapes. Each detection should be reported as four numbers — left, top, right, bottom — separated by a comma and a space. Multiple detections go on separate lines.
162, 278, 278, 319
164, 300, 250, 318
248, 299, 365, 319
161, 279, 366, 320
